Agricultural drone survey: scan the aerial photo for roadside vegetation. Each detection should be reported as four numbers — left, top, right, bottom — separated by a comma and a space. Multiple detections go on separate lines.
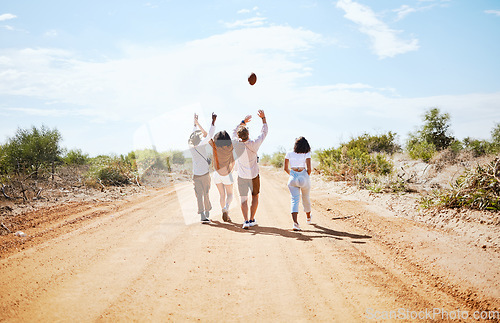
421, 157, 500, 211
0, 125, 191, 203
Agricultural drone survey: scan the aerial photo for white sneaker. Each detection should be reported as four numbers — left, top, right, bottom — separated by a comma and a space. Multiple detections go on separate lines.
306, 215, 312, 224
293, 223, 301, 231
242, 221, 250, 229
249, 219, 258, 227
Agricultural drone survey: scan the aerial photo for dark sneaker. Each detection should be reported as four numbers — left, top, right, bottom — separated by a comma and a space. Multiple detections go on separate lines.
222, 209, 230, 222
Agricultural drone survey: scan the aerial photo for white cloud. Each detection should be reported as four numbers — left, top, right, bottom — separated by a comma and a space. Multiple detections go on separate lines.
393, 1, 451, 21
5, 107, 70, 117
237, 7, 259, 15
224, 17, 267, 28
485, 10, 500, 17
0, 13, 16, 21
336, 0, 419, 58
393, 5, 417, 21
44, 29, 58, 37
0, 25, 323, 123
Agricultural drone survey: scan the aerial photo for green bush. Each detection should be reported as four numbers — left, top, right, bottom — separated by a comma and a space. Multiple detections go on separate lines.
462, 137, 491, 157
317, 146, 393, 181
85, 155, 137, 186
406, 108, 455, 161
0, 144, 11, 176
134, 149, 170, 173
261, 148, 286, 169
270, 151, 285, 168
407, 139, 437, 162
63, 149, 89, 165
344, 132, 400, 155
420, 107, 455, 150
2, 125, 62, 177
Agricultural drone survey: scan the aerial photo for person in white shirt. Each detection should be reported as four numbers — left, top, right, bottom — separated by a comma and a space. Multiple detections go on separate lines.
232, 110, 268, 229
189, 113, 216, 223
283, 137, 312, 231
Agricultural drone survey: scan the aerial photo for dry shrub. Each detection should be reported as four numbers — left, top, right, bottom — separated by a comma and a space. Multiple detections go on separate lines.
429, 148, 458, 171
421, 157, 500, 211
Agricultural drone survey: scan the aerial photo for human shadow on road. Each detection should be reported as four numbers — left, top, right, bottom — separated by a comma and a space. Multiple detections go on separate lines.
208, 220, 371, 243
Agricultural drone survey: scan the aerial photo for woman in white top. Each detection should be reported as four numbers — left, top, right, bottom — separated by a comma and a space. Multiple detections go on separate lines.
284, 137, 312, 231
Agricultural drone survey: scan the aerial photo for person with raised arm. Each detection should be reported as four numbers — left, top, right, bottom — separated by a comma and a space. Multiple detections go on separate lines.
188, 112, 216, 223
209, 130, 236, 222
232, 110, 268, 229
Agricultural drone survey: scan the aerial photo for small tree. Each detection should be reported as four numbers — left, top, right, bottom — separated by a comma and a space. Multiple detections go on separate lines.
406, 108, 455, 161
63, 149, 89, 165
4, 125, 62, 178
420, 108, 454, 150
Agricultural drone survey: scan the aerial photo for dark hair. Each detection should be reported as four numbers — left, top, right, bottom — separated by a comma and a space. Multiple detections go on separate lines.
237, 125, 249, 141
214, 130, 232, 147
294, 136, 311, 154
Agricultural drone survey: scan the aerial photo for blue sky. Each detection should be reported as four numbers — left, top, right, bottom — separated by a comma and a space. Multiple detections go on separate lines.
1, 0, 499, 156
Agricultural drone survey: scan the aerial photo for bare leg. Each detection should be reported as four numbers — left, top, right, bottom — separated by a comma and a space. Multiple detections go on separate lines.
292, 212, 298, 224
240, 196, 249, 222
249, 194, 259, 221
224, 184, 233, 209
216, 183, 226, 210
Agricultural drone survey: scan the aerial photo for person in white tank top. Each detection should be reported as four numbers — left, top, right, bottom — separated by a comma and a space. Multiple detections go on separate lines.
284, 137, 312, 231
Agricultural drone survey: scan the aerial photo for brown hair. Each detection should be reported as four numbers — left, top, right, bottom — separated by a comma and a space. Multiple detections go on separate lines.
294, 136, 311, 154
237, 125, 249, 141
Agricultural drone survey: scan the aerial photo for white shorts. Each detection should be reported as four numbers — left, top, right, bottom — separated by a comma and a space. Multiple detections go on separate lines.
213, 171, 234, 185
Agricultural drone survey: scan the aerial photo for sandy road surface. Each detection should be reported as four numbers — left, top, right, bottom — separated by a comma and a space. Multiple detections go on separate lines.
1, 168, 499, 321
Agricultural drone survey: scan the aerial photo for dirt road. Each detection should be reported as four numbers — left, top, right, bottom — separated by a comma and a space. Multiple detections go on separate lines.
1, 168, 499, 321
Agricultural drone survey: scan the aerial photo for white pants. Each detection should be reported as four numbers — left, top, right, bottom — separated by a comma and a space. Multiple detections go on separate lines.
287, 169, 311, 213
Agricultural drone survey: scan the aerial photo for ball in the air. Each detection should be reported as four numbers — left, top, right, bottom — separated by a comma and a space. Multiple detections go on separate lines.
248, 73, 257, 86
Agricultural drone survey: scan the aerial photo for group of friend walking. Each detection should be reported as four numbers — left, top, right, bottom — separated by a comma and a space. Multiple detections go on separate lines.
188, 110, 312, 231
